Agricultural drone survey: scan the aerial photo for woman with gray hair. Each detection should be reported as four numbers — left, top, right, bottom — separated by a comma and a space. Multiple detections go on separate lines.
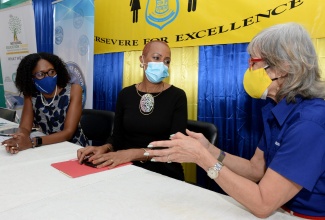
146, 23, 325, 219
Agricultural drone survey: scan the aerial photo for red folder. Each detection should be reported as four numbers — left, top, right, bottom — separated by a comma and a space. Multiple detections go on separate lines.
51, 159, 132, 178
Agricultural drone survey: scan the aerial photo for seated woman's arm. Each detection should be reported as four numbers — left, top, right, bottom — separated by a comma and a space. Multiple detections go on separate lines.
4, 84, 83, 153
3, 96, 34, 153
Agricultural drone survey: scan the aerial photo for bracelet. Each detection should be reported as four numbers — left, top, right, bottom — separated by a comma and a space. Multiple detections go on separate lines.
217, 150, 226, 163
140, 148, 148, 163
30, 137, 35, 148
105, 145, 113, 152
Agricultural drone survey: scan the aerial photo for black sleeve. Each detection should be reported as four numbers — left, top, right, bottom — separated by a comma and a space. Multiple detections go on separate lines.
170, 88, 188, 135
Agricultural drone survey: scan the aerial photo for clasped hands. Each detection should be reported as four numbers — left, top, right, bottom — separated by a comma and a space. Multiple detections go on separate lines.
146, 129, 213, 165
76, 129, 213, 168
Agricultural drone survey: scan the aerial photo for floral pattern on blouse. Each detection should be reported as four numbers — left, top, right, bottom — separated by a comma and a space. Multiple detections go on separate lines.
31, 83, 88, 146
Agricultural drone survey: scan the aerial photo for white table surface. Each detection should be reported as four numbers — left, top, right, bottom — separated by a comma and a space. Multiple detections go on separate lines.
0, 140, 298, 220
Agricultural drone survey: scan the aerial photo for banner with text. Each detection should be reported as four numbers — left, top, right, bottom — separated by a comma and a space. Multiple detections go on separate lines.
54, 0, 94, 109
0, 2, 37, 113
95, 0, 325, 53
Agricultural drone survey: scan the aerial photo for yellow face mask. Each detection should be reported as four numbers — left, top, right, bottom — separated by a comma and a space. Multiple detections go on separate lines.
243, 66, 272, 99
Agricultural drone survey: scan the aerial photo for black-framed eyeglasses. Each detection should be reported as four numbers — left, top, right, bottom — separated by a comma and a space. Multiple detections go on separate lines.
32, 69, 57, 80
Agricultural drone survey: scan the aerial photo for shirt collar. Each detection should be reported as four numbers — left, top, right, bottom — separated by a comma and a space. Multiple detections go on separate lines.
271, 96, 303, 126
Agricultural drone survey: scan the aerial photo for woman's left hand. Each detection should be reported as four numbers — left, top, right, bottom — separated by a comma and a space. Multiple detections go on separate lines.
147, 132, 208, 165
171, 129, 213, 150
89, 150, 131, 169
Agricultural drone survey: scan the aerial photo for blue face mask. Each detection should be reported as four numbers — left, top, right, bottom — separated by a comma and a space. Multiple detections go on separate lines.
145, 62, 169, 83
33, 75, 57, 94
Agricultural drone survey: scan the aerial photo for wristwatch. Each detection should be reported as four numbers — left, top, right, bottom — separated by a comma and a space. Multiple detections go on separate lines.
207, 161, 223, 179
217, 150, 226, 163
33, 136, 42, 148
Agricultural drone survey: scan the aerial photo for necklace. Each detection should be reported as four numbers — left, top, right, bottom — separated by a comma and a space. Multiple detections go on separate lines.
41, 86, 57, 107
136, 83, 164, 115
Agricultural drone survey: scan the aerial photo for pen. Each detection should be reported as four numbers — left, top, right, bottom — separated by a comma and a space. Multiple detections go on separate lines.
0, 133, 12, 137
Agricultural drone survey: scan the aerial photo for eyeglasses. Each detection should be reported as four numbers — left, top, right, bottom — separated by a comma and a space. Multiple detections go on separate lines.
248, 58, 264, 70
32, 69, 57, 80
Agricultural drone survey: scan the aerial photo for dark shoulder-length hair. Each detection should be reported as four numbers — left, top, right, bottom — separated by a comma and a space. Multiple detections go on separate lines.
15, 52, 71, 96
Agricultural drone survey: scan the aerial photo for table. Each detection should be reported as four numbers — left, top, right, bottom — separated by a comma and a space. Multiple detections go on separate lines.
0, 141, 298, 219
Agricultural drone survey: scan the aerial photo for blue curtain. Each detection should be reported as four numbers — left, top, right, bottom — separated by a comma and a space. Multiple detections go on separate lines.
196, 44, 267, 192
33, 0, 53, 53
198, 43, 266, 158
93, 53, 124, 111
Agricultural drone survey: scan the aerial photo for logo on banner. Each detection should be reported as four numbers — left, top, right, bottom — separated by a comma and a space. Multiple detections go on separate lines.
9, 15, 21, 43
55, 26, 64, 45
145, 0, 179, 30
78, 35, 89, 56
96, 0, 309, 53
66, 62, 86, 107
6, 15, 29, 55
73, 8, 84, 29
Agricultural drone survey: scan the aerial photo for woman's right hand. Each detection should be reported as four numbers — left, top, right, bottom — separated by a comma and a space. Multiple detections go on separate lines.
2, 132, 32, 154
77, 144, 110, 164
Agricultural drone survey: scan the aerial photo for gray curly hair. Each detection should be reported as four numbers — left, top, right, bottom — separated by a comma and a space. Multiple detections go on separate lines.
247, 22, 325, 103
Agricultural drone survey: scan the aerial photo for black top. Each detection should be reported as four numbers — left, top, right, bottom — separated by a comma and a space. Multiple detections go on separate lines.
107, 84, 188, 180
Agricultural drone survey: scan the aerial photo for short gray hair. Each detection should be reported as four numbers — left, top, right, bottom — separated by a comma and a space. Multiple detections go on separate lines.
247, 22, 325, 103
